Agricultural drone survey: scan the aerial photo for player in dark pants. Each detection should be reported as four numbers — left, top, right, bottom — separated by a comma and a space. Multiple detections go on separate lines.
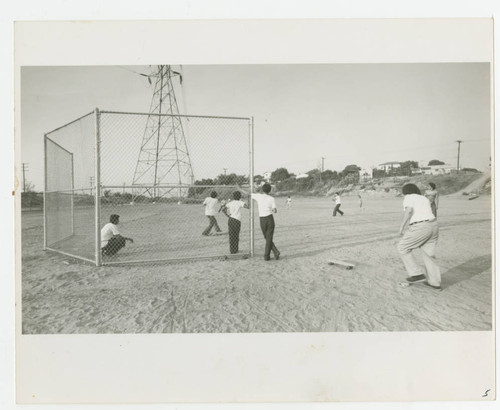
101, 214, 134, 256
259, 214, 279, 260
333, 192, 344, 216
249, 183, 280, 261
222, 191, 248, 254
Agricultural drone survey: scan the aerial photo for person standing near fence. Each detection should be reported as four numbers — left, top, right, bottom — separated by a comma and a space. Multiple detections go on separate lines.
202, 191, 222, 236
397, 183, 442, 290
222, 191, 248, 254
239, 183, 280, 261
101, 214, 134, 256
425, 182, 439, 217
332, 192, 344, 216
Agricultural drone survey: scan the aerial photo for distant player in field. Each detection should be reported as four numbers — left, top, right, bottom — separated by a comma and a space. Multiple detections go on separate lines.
332, 192, 344, 216
397, 183, 441, 290
358, 194, 363, 212
101, 214, 134, 256
222, 191, 248, 254
202, 191, 222, 236
286, 195, 292, 210
424, 182, 439, 217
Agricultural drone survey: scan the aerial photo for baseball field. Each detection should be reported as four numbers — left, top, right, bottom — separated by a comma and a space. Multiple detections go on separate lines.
21, 193, 492, 333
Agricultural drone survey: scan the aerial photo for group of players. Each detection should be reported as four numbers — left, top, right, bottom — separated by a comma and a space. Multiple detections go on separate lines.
100, 181, 441, 289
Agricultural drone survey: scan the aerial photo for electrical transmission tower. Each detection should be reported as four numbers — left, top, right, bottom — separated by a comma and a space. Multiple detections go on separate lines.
132, 65, 194, 199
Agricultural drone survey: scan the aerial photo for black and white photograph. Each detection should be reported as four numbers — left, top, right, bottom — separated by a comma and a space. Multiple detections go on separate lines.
21, 62, 492, 334
11, 16, 496, 405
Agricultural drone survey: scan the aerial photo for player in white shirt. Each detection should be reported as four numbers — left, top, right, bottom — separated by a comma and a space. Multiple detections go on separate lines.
202, 191, 222, 236
101, 214, 134, 256
222, 191, 248, 254
332, 192, 344, 216
285, 196, 292, 210
249, 183, 280, 261
397, 183, 441, 289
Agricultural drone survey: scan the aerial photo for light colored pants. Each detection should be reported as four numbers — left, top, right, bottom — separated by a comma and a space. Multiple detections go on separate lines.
397, 220, 441, 286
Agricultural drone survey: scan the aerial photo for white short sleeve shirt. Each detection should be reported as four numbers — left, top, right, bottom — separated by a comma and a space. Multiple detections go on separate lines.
203, 197, 219, 216
403, 194, 435, 224
226, 200, 246, 221
101, 222, 120, 247
251, 193, 276, 217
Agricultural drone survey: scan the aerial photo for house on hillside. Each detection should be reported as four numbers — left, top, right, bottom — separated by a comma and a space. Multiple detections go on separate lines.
421, 164, 455, 175
296, 173, 309, 179
376, 161, 401, 172
359, 168, 373, 181
262, 172, 272, 182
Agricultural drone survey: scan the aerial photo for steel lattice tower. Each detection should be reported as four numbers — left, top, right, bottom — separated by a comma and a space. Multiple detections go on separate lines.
132, 65, 194, 199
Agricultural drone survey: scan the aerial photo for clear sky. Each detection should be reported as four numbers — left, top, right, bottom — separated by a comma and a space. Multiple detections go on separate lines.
21, 63, 491, 190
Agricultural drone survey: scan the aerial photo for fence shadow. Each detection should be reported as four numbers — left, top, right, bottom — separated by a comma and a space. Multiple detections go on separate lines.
441, 254, 492, 289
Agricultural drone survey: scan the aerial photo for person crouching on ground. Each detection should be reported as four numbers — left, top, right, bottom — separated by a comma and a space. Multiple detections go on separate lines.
202, 191, 222, 236
222, 191, 248, 254
101, 214, 134, 256
397, 183, 442, 290
250, 183, 280, 261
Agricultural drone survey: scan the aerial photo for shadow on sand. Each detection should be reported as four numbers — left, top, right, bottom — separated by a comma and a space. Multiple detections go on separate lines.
441, 254, 491, 289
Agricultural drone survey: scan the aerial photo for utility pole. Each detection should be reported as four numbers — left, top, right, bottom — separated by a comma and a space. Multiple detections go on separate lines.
223, 168, 227, 176
21, 163, 28, 192
456, 140, 463, 172
319, 157, 325, 182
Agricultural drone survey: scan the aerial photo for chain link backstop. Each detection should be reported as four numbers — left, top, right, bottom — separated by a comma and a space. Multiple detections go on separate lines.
44, 109, 254, 266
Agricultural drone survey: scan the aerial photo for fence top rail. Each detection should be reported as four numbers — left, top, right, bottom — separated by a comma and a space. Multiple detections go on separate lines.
99, 110, 252, 121
102, 184, 247, 189
45, 111, 95, 136
45, 184, 250, 193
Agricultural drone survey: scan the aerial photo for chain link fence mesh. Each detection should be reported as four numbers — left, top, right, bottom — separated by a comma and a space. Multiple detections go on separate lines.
44, 112, 96, 262
44, 110, 253, 265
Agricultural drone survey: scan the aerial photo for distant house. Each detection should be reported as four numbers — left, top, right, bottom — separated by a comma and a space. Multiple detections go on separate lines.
359, 168, 373, 181
296, 173, 309, 179
262, 172, 272, 182
377, 162, 401, 172
421, 164, 454, 175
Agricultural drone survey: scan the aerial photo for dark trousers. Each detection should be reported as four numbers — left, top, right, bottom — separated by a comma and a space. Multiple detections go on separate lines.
333, 204, 344, 216
202, 215, 221, 235
102, 236, 126, 256
260, 215, 279, 259
228, 217, 241, 254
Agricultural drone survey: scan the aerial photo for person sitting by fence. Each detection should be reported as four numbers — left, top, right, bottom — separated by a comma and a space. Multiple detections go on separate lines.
101, 214, 134, 256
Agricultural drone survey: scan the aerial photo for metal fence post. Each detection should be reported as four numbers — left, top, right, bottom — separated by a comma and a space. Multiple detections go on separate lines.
95, 108, 102, 266
43, 134, 47, 250
249, 117, 255, 257
71, 152, 75, 235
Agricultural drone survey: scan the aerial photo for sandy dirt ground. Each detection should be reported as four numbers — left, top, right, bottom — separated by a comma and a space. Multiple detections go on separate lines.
21, 194, 492, 333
